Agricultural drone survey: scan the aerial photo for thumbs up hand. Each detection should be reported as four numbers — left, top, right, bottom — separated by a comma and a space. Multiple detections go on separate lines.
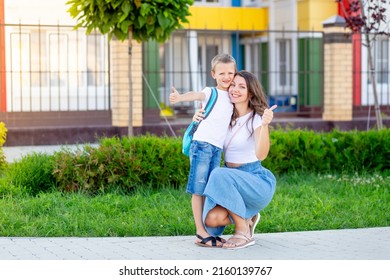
262, 105, 277, 126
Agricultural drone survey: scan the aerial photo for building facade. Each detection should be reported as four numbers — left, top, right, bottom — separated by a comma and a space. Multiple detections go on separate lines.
0, 0, 389, 145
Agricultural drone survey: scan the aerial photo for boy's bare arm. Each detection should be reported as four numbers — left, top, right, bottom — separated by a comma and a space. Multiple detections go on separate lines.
169, 87, 206, 104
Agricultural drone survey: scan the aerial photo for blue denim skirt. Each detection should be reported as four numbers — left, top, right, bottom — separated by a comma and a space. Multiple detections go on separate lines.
202, 161, 276, 237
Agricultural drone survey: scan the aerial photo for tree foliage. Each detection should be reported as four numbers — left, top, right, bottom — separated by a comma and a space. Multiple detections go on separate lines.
66, 0, 194, 42
337, 0, 389, 35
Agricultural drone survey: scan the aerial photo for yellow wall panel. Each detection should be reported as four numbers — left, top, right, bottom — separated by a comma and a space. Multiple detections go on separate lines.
298, 0, 338, 31
184, 6, 268, 30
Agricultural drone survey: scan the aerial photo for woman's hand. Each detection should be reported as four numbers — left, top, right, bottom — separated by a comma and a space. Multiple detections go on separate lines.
262, 105, 277, 126
192, 108, 205, 122
256, 105, 277, 160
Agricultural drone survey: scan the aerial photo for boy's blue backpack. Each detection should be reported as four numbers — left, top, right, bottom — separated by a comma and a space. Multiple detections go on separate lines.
182, 87, 218, 156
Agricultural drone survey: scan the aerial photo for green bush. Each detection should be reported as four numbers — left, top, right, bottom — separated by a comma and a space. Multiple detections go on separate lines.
265, 129, 328, 173
264, 128, 390, 174
0, 122, 7, 170
2, 129, 388, 195
0, 176, 24, 198
52, 136, 189, 194
5, 153, 57, 196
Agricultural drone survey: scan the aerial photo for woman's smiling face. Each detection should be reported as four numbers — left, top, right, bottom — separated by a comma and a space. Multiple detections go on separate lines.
228, 75, 249, 105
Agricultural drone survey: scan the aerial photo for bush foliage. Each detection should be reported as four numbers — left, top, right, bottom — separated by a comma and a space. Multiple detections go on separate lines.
264, 128, 389, 174
52, 136, 189, 194
0, 122, 7, 170
2, 129, 389, 195
4, 152, 57, 196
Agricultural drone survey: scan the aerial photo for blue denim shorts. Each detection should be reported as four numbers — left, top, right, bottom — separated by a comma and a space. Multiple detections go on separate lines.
186, 140, 222, 195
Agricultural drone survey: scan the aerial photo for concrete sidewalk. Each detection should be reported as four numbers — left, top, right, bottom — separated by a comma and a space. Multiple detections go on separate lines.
3, 144, 98, 163
0, 227, 389, 260
1, 145, 389, 260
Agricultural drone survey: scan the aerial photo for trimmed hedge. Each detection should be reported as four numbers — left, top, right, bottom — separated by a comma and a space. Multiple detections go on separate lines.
52, 136, 189, 193
264, 128, 390, 174
3, 129, 389, 194
4, 152, 56, 196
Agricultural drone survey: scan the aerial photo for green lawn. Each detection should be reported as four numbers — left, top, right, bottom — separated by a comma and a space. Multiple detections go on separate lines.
0, 171, 388, 237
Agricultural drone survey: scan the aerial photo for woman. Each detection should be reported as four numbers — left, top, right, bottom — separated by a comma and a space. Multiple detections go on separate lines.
194, 70, 277, 249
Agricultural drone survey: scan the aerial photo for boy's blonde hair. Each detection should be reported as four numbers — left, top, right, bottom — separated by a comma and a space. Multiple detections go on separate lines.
211, 53, 237, 72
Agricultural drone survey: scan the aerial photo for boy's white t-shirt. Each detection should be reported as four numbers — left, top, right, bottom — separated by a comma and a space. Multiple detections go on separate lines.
223, 112, 262, 164
193, 87, 233, 149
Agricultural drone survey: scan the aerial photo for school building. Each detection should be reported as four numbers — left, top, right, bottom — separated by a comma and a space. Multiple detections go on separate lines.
0, 0, 389, 145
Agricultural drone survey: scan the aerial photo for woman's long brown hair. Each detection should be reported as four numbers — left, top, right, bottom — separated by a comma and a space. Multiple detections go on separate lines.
230, 70, 269, 136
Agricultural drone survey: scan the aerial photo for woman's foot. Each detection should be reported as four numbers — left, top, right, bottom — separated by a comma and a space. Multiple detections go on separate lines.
195, 234, 225, 248
249, 213, 261, 238
222, 230, 254, 250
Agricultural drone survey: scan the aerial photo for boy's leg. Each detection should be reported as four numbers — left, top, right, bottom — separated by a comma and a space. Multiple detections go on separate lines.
192, 194, 223, 247
187, 141, 223, 246
192, 194, 206, 234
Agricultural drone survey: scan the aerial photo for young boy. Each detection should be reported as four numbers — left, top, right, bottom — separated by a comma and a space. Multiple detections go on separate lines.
169, 53, 236, 247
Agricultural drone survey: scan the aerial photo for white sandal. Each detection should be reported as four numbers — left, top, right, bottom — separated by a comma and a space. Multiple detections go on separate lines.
222, 231, 255, 250
249, 213, 261, 238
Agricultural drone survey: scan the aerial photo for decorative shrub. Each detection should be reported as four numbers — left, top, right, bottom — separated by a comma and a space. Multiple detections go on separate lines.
0, 122, 7, 170
52, 136, 189, 194
3, 129, 388, 195
264, 128, 390, 174
5, 153, 57, 196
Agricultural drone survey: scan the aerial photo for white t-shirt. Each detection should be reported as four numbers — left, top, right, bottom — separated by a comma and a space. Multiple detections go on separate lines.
193, 87, 233, 149
223, 112, 262, 164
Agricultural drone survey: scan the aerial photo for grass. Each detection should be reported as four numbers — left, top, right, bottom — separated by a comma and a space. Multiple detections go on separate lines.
0, 187, 193, 237
265, 172, 389, 232
0, 171, 388, 237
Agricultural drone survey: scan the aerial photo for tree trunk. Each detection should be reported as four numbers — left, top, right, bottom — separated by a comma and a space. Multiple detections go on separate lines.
359, 0, 383, 130
365, 35, 383, 129
128, 28, 134, 137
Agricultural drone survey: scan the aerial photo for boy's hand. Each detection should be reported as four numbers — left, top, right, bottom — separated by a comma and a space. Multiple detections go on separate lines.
169, 87, 181, 104
192, 109, 205, 123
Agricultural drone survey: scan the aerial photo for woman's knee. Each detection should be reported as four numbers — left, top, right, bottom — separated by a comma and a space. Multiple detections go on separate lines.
205, 212, 219, 227
205, 207, 229, 227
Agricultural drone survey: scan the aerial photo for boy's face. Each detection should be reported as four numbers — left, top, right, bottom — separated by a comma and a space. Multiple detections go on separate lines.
211, 62, 236, 91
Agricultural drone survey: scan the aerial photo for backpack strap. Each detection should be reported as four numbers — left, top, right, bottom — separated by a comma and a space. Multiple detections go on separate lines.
202, 87, 218, 119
